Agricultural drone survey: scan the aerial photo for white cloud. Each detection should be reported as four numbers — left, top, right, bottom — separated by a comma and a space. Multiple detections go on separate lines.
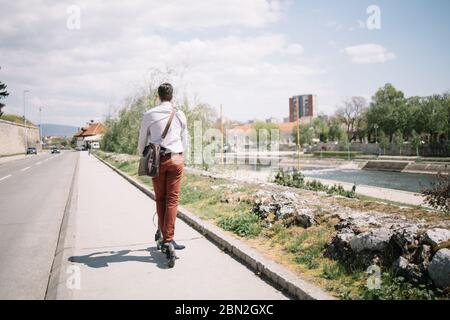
343, 44, 396, 64
357, 20, 366, 29
0, 0, 336, 126
283, 43, 304, 56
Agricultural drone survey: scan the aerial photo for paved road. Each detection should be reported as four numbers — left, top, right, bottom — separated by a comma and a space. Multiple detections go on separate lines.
0, 151, 79, 299
52, 152, 288, 299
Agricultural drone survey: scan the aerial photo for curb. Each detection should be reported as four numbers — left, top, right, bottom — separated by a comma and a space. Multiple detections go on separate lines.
95, 155, 335, 300
45, 152, 80, 300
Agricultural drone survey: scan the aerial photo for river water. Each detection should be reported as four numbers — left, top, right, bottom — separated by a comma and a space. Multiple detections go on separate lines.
231, 163, 439, 193
300, 168, 437, 193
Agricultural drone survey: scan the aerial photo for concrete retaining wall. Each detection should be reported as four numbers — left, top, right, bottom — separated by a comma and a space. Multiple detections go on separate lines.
362, 160, 449, 174
0, 119, 41, 156
309, 142, 450, 157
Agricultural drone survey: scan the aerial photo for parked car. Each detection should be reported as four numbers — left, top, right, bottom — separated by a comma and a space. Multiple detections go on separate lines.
51, 147, 61, 154
26, 147, 37, 155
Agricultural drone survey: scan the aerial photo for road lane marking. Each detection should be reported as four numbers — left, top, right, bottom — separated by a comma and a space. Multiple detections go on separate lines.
0, 175, 12, 182
36, 161, 42, 165
20, 166, 31, 172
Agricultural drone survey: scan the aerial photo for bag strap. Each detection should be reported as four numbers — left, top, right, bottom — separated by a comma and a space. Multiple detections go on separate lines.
161, 107, 176, 140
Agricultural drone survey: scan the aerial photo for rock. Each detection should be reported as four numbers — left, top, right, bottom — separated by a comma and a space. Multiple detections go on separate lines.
277, 204, 296, 219
349, 228, 393, 253
392, 256, 423, 282
254, 204, 274, 219
272, 191, 298, 203
391, 224, 420, 255
253, 190, 275, 219
422, 228, 450, 252
252, 189, 315, 228
277, 205, 315, 228
335, 211, 382, 234
428, 248, 450, 289
326, 229, 356, 262
413, 244, 432, 271
295, 208, 315, 228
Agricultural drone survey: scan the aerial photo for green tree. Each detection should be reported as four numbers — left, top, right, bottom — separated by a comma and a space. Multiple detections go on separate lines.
328, 117, 345, 142
411, 130, 421, 157
251, 121, 279, 145
292, 124, 314, 146
335, 96, 367, 142
178, 97, 217, 164
394, 130, 404, 155
0, 74, 9, 118
102, 92, 154, 154
379, 131, 389, 155
367, 84, 406, 142
312, 117, 329, 142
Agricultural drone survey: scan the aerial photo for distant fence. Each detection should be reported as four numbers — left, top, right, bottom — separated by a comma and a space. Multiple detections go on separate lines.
0, 119, 41, 156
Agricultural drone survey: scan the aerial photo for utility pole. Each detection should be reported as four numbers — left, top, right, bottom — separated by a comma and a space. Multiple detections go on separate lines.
296, 102, 300, 170
220, 104, 224, 165
39, 106, 43, 143
23, 90, 30, 151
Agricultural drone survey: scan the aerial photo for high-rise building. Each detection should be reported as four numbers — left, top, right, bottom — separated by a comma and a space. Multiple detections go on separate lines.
289, 94, 318, 122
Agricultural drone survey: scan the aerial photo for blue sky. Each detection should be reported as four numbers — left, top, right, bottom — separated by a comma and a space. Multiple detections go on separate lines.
0, 0, 449, 126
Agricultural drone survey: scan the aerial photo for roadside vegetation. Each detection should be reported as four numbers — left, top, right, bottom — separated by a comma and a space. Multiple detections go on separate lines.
0, 113, 35, 126
94, 150, 448, 300
274, 168, 357, 198
422, 172, 450, 214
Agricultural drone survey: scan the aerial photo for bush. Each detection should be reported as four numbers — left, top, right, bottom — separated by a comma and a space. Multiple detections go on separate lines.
422, 172, 449, 214
218, 213, 262, 237
359, 273, 438, 300
274, 168, 356, 198
322, 262, 345, 280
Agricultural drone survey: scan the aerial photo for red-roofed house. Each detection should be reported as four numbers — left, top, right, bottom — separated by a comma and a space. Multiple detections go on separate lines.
74, 122, 106, 149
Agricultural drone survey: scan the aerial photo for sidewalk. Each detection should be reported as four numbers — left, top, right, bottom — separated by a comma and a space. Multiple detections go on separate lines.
51, 152, 288, 299
0, 154, 27, 165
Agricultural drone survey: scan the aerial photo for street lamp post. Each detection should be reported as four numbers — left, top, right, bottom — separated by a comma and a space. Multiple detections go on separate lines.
23, 90, 30, 151
374, 124, 379, 157
374, 124, 379, 144
39, 106, 43, 144
296, 103, 300, 171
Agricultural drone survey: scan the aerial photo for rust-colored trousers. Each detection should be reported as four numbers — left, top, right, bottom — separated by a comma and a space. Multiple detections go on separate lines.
152, 153, 184, 242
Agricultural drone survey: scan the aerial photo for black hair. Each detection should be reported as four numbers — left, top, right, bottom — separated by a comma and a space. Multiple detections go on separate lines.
158, 83, 173, 102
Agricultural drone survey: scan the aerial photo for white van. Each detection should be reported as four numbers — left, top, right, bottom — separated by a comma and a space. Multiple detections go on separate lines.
91, 142, 100, 149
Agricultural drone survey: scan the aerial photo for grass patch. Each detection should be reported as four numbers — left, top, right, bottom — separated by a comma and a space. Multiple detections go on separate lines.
359, 273, 439, 300
218, 213, 262, 238
1, 114, 36, 126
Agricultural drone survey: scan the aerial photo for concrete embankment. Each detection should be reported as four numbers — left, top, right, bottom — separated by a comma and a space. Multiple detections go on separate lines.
362, 160, 449, 175
283, 157, 448, 175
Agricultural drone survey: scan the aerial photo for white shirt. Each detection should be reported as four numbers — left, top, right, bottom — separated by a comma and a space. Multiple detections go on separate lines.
138, 101, 188, 156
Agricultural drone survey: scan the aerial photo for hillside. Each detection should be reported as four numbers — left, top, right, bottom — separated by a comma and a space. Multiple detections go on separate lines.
0, 114, 36, 126
41, 123, 79, 137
